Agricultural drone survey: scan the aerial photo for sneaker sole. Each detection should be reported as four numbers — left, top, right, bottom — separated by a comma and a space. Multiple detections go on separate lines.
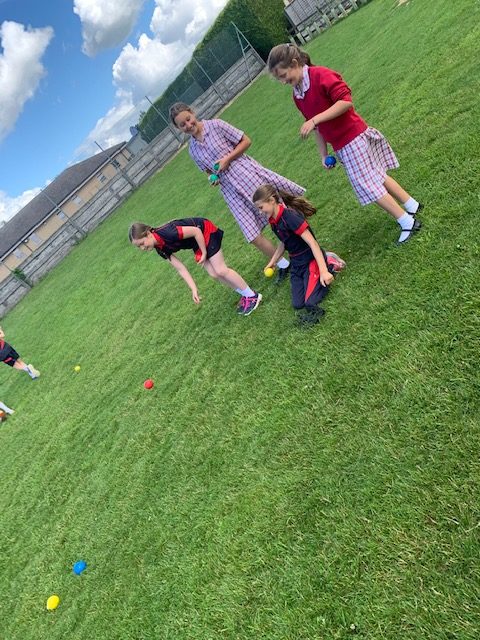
243, 293, 263, 316
326, 252, 347, 272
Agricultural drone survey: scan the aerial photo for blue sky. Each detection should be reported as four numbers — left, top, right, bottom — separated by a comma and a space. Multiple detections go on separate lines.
0, 0, 228, 222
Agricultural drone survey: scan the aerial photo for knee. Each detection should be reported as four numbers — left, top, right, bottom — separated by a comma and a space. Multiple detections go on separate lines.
215, 266, 229, 279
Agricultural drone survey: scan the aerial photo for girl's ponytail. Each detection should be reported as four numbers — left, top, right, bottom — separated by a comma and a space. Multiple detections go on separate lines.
278, 190, 316, 218
252, 184, 316, 218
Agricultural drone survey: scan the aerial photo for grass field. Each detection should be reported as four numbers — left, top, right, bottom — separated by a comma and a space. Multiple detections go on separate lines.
1, 0, 479, 638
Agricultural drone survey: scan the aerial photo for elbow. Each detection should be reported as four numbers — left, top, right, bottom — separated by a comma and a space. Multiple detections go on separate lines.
242, 135, 251, 150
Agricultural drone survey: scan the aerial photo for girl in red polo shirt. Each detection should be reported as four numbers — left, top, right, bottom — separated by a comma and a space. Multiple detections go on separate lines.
253, 185, 343, 325
129, 217, 262, 316
267, 44, 422, 245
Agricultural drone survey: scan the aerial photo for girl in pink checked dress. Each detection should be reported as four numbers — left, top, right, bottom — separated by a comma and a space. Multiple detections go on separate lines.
169, 102, 306, 284
267, 44, 423, 246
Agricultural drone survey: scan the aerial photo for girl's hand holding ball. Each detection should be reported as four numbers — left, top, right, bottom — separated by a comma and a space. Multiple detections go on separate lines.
264, 266, 275, 278
323, 155, 336, 170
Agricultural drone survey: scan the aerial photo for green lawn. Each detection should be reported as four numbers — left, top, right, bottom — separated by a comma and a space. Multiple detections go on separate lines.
1, 0, 479, 638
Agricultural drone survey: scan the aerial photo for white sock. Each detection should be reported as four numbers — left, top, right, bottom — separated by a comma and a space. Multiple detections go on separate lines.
239, 287, 255, 298
397, 212, 414, 243
235, 288, 243, 295
0, 401, 13, 414
276, 257, 289, 269
21, 364, 36, 379
403, 197, 419, 214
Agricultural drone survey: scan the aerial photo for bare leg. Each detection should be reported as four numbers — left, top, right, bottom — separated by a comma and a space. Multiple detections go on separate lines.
251, 233, 277, 258
384, 175, 411, 204
13, 359, 39, 378
204, 251, 250, 291
375, 193, 407, 220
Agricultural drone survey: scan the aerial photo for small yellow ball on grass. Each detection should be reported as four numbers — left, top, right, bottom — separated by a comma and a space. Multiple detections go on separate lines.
46, 595, 60, 610
74, 365, 81, 372
264, 267, 275, 278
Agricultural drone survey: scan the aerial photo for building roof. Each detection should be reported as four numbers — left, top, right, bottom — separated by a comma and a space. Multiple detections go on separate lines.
0, 142, 126, 259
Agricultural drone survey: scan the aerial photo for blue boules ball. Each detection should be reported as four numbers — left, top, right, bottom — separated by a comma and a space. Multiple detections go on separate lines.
209, 174, 219, 183
325, 155, 336, 167
73, 560, 87, 575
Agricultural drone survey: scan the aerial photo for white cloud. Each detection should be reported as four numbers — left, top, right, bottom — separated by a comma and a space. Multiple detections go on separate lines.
0, 21, 54, 143
111, 0, 229, 100
113, 35, 192, 100
73, 0, 145, 56
73, 91, 145, 159
0, 187, 42, 224
151, 0, 228, 45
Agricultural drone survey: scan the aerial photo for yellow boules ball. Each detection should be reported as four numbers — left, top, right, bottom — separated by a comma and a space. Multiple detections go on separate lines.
46, 595, 60, 610
264, 267, 275, 278
74, 365, 81, 372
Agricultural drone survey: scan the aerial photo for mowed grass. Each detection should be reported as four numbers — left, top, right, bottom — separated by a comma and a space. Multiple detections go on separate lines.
1, 0, 479, 637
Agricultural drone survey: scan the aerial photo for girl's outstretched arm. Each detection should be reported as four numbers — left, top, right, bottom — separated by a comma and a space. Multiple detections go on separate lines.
169, 254, 201, 304
0, 327, 4, 339
300, 230, 334, 287
216, 134, 251, 171
300, 100, 353, 138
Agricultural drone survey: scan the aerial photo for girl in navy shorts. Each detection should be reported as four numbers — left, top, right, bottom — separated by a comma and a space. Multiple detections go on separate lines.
0, 326, 40, 379
129, 217, 262, 316
253, 185, 344, 325
267, 44, 422, 246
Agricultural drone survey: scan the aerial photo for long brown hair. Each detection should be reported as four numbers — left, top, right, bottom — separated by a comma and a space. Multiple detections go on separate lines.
252, 184, 316, 218
128, 222, 170, 259
169, 102, 194, 125
128, 222, 151, 242
267, 43, 312, 75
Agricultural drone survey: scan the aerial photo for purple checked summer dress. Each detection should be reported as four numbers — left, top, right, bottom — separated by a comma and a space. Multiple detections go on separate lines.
189, 119, 306, 242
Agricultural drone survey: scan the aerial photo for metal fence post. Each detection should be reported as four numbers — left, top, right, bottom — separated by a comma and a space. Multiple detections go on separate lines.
94, 141, 136, 189
145, 96, 183, 141
191, 56, 227, 105
40, 190, 85, 238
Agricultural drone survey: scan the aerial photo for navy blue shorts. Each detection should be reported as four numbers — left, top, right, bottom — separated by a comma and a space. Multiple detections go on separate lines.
0, 343, 20, 367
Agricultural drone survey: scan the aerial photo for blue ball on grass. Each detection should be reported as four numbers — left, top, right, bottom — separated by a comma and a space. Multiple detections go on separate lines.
73, 560, 87, 575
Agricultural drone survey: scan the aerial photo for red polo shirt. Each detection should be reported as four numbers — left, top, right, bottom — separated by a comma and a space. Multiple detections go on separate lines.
293, 66, 367, 151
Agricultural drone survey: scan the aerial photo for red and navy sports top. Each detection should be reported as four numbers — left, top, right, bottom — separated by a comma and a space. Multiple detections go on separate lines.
152, 217, 212, 259
268, 205, 314, 256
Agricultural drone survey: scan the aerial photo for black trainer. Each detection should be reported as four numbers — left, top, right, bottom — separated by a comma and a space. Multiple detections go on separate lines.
275, 265, 290, 284
296, 306, 325, 327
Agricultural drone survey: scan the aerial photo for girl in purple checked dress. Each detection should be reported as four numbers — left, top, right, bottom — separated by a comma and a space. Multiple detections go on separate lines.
169, 102, 306, 283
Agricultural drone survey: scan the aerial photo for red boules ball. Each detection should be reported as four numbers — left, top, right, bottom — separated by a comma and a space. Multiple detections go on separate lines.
144, 379, 154, 389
